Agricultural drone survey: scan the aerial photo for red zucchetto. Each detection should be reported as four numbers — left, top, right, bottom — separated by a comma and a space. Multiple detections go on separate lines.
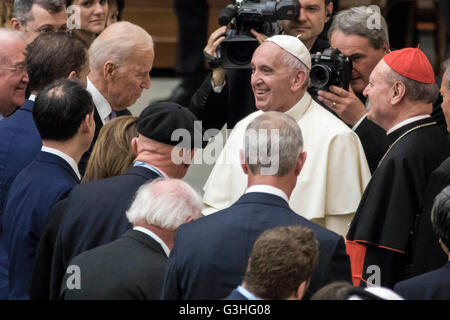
383, 47, 435, 84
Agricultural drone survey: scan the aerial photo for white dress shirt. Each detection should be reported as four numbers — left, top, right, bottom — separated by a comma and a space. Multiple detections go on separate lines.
246, 185, 289, 203
86, 77, 112, 125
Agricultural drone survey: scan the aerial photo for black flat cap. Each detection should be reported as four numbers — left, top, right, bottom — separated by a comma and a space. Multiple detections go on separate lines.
137, 101, 206, 149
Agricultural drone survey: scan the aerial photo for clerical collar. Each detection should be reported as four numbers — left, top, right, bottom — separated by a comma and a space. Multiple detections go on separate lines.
387, 115, 431, 135
133, 226, 170, 257
41, 145, 81, 180
86, 77, 112, 125
285, 92, 313, 121
236, 285, 260, 300
246, 185, 289, 203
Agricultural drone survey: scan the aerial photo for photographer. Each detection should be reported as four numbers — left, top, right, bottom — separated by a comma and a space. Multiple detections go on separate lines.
187, 0, 334, 131
317, 6, 445, 173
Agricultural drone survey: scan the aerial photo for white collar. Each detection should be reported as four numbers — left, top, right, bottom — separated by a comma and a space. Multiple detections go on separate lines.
133, 226, 171, 257
285, 92, 313, 121
245, 185, 289, 203
387, 115, 431, 135
86, 77, 112, 125
28, 94, 36, 101
41, 146, 81, 180
237, 286, 260, 300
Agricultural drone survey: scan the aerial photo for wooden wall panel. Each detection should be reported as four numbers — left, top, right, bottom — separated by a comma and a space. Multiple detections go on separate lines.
122, 0, 230, 69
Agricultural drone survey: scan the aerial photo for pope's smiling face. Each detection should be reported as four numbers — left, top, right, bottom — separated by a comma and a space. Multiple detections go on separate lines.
251, 42, 299, 113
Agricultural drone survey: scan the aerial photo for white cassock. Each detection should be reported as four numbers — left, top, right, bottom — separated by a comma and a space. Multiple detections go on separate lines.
202, 92, 371, 235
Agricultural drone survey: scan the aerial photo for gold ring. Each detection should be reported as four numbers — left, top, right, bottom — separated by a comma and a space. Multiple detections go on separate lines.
332, 102, 337, 107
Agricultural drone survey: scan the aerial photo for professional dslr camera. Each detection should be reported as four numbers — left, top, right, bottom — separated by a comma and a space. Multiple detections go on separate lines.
310, 48, 352, 94
217, 0, 299, 69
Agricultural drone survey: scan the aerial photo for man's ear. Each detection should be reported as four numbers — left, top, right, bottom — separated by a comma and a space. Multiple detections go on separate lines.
103, 61, 116, 80
239, 149, 249, 175
292, 70, 307, 91
325, 1, 333, 22
294, 151, 307, 176
391, 81, 406, 105
10, 18, 22, 30
80, 113, 92, 134
67, 71, 77, 81
131, 136, 138, 156
295, 281, 307, 300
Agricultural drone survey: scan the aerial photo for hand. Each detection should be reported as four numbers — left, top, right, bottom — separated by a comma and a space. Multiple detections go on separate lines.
204, 26, 227, 57
317, 85, 367, 126
250, 29, 268, 44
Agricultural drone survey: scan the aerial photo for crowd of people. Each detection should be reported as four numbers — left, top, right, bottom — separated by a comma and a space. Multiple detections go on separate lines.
0, 0, 449, 301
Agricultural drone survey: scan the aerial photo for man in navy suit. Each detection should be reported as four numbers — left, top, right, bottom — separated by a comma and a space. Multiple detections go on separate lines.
60, 178, 202, 300
0, 32, 88, 299
161, 111, 351, 300
2, 79, 95, 300
225, 225, 319, 300
48, 102, 204, 300
394, 185, 450, 300
0, 29, 29, 299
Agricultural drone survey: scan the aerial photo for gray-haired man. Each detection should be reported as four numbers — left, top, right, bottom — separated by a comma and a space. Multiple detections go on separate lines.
60, 178, 202, 300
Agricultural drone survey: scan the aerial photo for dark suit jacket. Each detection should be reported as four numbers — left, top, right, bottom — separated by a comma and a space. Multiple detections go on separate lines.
393, 261, 450, 300
78, 108, 131, 177
60, 229, 168, 300
2, 151, 79, 299
224, 289, 249, 300
161, 192, 351, 300
409, 157, 450, 277
29, 198, 67, 300
0, 99, 41, 299
49, 165, 160, 299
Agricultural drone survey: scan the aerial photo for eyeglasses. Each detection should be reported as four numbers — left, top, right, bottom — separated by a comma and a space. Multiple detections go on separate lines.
24, 22, 68, 34
0, 65, 27, 74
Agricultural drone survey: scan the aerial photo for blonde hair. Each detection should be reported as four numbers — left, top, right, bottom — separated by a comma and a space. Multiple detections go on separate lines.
82, 115, 138, 183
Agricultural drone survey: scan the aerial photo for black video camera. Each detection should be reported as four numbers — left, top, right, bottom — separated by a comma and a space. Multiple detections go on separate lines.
218, 0, 299, 69
310, 48, 352, 94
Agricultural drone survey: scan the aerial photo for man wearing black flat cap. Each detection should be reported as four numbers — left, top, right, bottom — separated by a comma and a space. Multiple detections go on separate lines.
39, 102, 202, 300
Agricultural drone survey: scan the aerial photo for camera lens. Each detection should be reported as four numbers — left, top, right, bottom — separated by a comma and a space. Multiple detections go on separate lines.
310, 64, 332, 88
226, 42, 258, 66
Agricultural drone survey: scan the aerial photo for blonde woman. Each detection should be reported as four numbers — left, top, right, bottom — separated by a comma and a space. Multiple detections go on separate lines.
82, 115, 137, 182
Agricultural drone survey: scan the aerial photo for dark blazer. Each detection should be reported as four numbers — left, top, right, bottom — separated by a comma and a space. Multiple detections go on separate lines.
224, 289, 249, 300
2, 151, 79, 299
60, 229, 168, 300
161, 192, 351, 300
409, 157, 450, 278
49, 165, 160, 299
29, 198, 68, 300
78, 108, 131, 177
0, 99, 41, 299
393, 261, 450, 300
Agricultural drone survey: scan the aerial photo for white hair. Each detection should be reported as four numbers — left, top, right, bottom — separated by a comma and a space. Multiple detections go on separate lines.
89, 21, 154, 72
0, 29, 25, 66
126, 178, 202, 230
